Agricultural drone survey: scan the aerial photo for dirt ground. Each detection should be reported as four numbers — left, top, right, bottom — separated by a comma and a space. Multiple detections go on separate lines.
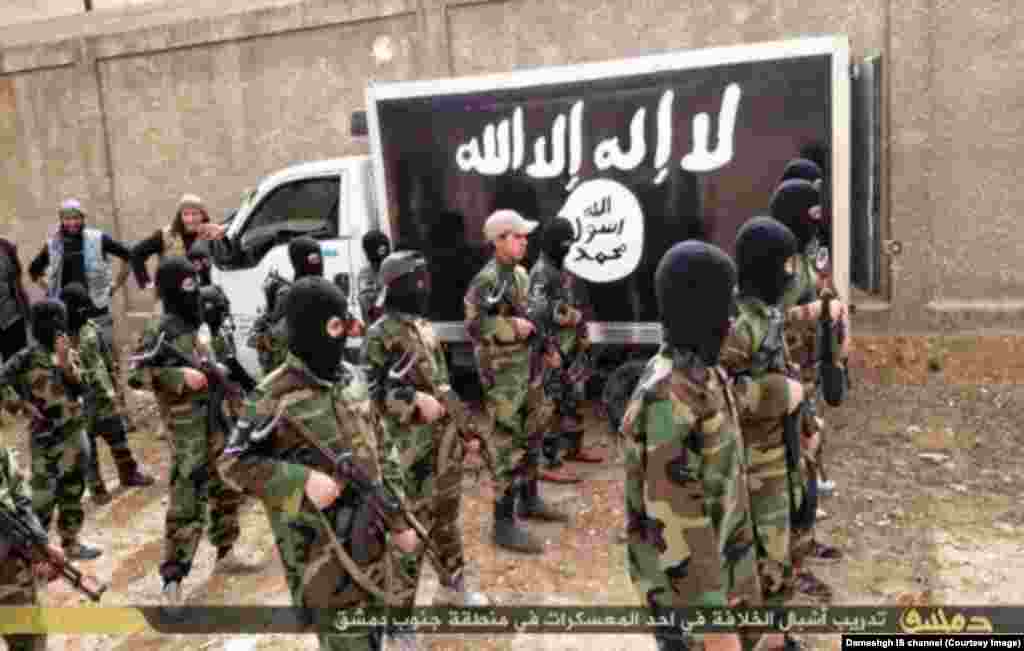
2, 334, 1023, 651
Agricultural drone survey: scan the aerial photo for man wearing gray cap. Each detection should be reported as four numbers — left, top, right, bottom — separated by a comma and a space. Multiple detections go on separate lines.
464, 209, 569, 554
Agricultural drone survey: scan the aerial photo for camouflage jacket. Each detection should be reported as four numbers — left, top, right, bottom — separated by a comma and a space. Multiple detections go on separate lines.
719, 295, 796, 448
247, 282, 290, 373
74, 319, 119, 422
527, 253, 591, 357
464, 258, 533, 385
217, 353, 406, 534
0, 447, 42, 598
127, 313, 210, 408
362, 311, 451, 476
0, 343, 85, 433
782, 240, 839, 379
357, 264, 383, 325
620, 344, 758, 607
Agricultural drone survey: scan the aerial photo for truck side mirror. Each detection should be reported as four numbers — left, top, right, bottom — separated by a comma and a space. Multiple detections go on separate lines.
351, 111, 368, 137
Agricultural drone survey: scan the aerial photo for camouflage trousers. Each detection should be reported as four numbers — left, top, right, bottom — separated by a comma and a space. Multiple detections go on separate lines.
479, 351, 554, 492
390, 427, 466, 606
626, 438, 761, 651
542, 364, 585, 429
160, 401, 243, 583
790, 395, 823, 567
86, 415, 138, 489
745, 442, 794, 604
0, 559, 45, 651
30, 422, 87, 543
266, 494, 389, 651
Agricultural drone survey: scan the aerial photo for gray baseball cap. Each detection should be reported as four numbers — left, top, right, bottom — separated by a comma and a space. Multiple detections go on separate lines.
483, 209, 538, 242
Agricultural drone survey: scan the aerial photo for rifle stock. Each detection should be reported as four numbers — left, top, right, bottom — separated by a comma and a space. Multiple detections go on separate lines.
0, 505, 107, 602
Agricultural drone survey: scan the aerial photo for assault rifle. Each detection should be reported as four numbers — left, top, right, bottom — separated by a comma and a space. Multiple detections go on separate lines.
262, 268, 291, 317
128, 332, 244, 434
0, 503, 107, 602
483, 277, 558, 380
215, 312, 258, 394
817, 290, 848, 408
384, 349, 498, 482
234, 406, 461, 589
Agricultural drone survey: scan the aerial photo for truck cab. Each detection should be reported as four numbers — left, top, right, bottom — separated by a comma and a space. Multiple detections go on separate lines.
209, 157, 378, 380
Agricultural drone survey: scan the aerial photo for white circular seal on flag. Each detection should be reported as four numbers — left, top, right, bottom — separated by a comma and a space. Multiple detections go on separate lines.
560, 179, 645, 284
815, 246, 830, 272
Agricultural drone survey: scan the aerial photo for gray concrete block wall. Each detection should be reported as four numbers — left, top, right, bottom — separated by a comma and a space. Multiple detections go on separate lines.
1, 0, 1023, 339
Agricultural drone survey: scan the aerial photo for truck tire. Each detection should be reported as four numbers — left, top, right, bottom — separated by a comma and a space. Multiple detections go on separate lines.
601, 359, 648, 434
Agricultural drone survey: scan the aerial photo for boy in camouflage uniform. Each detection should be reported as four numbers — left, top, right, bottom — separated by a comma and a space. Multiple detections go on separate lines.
622, 241, 764, 651
719, 218, 812, 606
465, 209, 569, 555
0, 446, 67, 651
218, 276, 420, 651
62, 282, 154, 504
528, 217, 605, 484
357, 230, 390, 325
771, 180, 849, 598
248, 237, 324, 375
127, 256, 244, 605
0, 300, 101, 561
363, 250, 488, 610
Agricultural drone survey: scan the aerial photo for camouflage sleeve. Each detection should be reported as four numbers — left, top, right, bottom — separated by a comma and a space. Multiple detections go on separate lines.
464, 271, 516, 344
78, 324, 116, 402
733, 372, 791, 424
216, 385, 312, 515
1, 448, 33, 515
361, 327, 416, 423
719, 320, 754, 376
126, 325, 188, 395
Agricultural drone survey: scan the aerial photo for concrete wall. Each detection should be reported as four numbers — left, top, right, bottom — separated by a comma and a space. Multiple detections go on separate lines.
0, 0, 1020, 342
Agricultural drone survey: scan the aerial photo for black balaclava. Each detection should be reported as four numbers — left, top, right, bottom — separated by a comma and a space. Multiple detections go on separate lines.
156, 256, 201, 327
187, 240, 213, 287
541, 217, 576, 269
200, 285, 230, 334
769, 179, 820, 251
31, 300, 68, 352
61, 282, 93, 335
780, 158, 823, 185
380, 251, 430, 316
362, 230, 391, 270
284, 277, 350, 381
735, 217, 799, 307
288, 236, 323, 279
654, 240, 737, 367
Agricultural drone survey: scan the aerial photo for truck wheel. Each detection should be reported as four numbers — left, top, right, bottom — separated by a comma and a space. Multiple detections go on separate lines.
601, 359, 648, 434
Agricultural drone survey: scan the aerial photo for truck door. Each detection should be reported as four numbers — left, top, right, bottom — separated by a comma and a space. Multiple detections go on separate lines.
216, 173, 347, 379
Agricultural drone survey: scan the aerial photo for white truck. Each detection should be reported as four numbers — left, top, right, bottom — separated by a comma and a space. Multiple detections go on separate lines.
211, 35, 878, 427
